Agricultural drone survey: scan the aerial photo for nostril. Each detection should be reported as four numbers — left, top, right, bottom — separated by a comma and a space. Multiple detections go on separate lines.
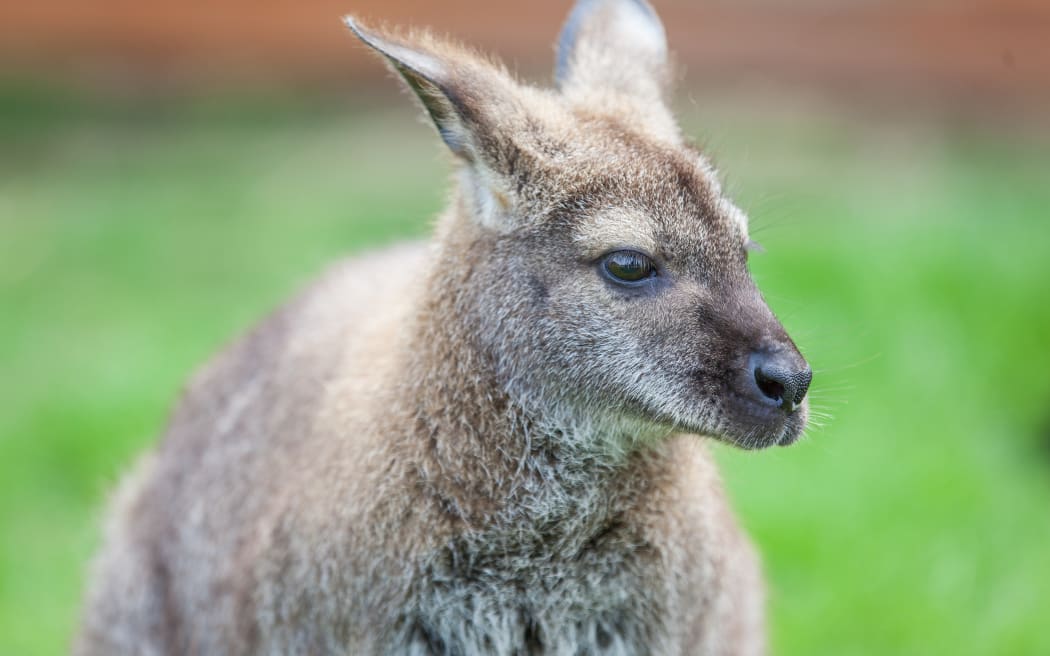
754, 367, 786, 406
793, 368, 813, 405
749, 351, 811, 413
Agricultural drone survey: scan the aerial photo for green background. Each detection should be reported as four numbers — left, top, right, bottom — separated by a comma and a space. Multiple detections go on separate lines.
2, 88, 1049, 654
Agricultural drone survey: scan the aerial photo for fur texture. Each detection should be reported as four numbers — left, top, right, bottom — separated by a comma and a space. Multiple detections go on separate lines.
75, 2, 810, 654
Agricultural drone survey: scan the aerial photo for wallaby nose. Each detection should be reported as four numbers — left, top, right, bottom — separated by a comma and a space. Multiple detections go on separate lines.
749, 351, 812, 413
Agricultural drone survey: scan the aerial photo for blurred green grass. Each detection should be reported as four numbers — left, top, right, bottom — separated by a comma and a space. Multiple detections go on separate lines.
1, 89, 1048, 655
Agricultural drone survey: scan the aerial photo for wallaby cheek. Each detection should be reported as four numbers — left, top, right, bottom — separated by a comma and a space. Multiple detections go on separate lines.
640, 295, 728, 374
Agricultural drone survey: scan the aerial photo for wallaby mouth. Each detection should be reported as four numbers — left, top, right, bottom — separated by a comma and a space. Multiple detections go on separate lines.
725, 395, 810, 449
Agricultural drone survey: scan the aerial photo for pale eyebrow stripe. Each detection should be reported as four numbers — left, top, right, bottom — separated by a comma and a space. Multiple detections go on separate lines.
573, 209, 659, 260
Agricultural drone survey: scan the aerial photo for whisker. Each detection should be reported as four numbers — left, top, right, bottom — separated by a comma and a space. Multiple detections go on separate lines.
812, 353, 882, 373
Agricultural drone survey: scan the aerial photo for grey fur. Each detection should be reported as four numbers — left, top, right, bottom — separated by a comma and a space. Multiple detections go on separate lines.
75, 2, 809, 654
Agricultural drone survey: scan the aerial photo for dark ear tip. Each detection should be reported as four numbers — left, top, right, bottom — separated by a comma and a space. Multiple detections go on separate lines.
343, 15, 395, 55
343, 15, 374, 46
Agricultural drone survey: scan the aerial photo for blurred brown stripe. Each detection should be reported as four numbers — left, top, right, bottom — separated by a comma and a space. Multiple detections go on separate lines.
1, 1, 1048, 103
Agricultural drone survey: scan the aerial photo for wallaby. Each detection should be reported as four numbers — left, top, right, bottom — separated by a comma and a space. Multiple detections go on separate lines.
75, 1, 812, 654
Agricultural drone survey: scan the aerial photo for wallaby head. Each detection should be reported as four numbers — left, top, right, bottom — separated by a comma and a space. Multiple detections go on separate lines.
345, 0, 811, 454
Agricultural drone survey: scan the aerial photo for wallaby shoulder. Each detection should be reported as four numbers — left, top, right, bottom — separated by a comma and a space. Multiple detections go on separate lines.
76, 242, 434, 654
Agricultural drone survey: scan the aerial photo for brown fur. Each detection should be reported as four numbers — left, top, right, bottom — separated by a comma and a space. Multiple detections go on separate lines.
75, 2, 809, 654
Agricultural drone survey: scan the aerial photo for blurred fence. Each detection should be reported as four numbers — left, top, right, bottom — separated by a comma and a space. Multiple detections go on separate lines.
2, 0, 1048, 115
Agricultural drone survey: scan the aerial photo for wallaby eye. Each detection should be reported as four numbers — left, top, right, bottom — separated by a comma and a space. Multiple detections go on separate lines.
601, 250, 657, 285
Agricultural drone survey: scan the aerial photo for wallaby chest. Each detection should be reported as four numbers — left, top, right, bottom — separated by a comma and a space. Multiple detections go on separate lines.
400, 504, 668, 656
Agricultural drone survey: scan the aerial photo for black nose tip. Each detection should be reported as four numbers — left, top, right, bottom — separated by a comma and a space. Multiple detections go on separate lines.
751, 352, 812, 413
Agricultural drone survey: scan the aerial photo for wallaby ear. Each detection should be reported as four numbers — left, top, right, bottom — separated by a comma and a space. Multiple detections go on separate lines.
346, 16, 546, 229
344, 15, 482, 159
555, 0, 669, 103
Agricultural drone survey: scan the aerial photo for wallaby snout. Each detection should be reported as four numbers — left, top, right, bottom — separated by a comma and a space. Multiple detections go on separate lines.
728, 342, 811, 448
704, 291, 812, 448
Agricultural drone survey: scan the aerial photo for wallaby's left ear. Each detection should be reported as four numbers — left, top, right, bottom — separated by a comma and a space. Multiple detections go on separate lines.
555, 0, 669, 104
